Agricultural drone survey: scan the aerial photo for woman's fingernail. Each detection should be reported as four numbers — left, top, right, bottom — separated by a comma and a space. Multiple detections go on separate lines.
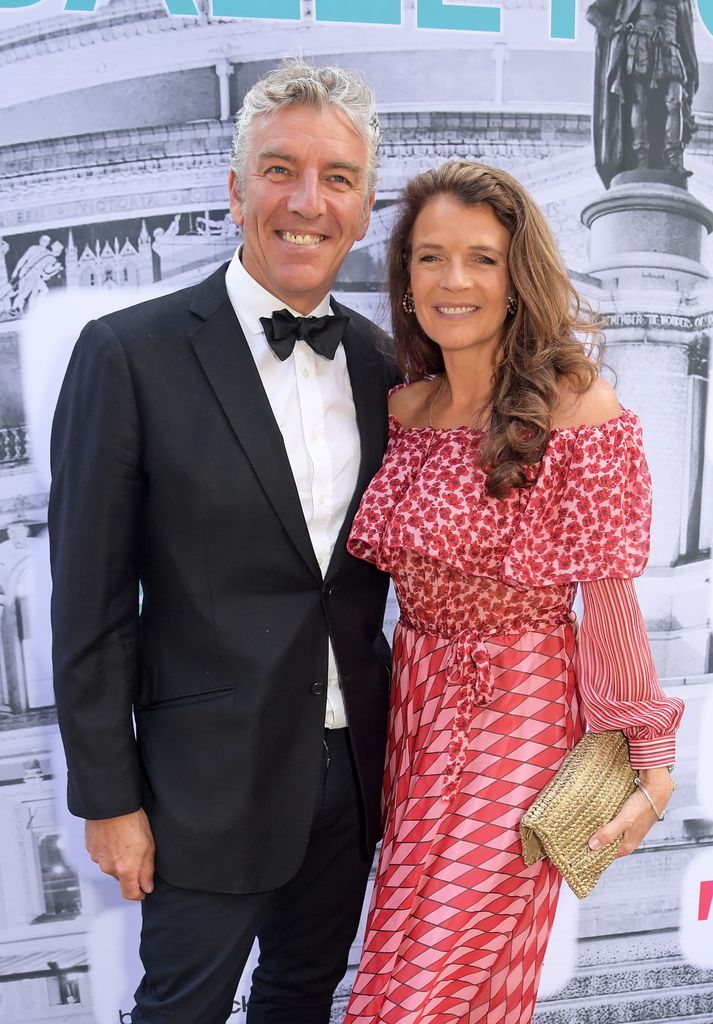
589, 837, 601, 850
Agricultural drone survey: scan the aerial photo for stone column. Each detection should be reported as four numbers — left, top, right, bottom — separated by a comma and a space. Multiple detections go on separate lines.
215, 59, 234, 123
582, 177, 713, 677
0, 238, 8, 291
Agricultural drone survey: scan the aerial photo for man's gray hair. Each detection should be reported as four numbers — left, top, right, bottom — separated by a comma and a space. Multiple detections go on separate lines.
230, 58, 380, 196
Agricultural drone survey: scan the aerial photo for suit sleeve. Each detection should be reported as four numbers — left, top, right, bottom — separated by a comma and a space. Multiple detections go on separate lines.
49, 319, 144, 819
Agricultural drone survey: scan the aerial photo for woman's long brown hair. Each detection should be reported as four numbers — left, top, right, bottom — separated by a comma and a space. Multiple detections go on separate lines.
388, 161, 601, 498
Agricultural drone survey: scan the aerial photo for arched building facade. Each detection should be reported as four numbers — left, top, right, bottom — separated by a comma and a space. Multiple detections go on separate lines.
0, 2, 712, 1019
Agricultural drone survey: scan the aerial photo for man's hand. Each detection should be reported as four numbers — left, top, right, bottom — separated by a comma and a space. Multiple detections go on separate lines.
85, 809, 156, 901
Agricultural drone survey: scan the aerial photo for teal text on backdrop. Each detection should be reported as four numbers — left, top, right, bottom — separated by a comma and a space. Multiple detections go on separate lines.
0, 0, 583, 38
1, 1, 712, 57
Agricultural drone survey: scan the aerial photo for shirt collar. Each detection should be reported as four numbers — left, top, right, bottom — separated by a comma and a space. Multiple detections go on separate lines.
225, 247, 332, 336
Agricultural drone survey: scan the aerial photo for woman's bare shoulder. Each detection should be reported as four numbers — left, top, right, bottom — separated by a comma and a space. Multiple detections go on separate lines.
551, 376, 621, 430
388, 379, 437, 427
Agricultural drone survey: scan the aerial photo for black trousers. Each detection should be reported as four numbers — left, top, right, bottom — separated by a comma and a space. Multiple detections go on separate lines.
132, 729, 374, 1024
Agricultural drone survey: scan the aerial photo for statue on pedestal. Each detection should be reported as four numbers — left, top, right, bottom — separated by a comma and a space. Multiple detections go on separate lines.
587, 0, 698, 187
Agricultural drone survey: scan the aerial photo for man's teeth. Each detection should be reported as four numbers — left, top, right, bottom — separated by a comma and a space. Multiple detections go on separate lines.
280, 231, 324, 246
436, 306, 478, 314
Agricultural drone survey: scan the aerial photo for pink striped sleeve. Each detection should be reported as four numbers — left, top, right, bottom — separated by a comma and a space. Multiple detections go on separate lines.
574, 577, 684, 770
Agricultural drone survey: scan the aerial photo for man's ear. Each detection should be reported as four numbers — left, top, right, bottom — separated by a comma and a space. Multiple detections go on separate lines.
355, 191, 376, 242
228, 170, 244, 228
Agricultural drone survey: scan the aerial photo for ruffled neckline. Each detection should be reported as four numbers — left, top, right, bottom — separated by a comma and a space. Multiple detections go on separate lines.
387, 408, 640, 442
348, 406, 652, 589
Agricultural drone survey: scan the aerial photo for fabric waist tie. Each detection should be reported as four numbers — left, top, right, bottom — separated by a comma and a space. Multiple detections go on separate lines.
398, 615, 573, 802
442, 629, 494, 802
436, 613, 574, 802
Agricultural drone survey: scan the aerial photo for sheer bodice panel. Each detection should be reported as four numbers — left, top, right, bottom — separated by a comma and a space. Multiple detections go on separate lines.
392, 550, 575, 639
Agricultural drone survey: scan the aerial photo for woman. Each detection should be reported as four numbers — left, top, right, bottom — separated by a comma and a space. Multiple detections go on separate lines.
343, 162, 683, 1024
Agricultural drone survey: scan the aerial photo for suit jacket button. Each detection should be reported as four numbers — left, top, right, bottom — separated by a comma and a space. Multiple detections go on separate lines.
311, 682, 325, 695
322, 584, 333, 598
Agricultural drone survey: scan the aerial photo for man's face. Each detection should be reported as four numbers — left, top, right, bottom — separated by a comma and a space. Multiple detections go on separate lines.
229, 104, 375, 314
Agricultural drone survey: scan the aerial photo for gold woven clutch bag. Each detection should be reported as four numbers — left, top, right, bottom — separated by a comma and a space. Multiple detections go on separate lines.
520, 730, 636, 900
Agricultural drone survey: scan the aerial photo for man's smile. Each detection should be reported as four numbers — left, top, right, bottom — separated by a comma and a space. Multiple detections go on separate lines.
278, 231, 327, 246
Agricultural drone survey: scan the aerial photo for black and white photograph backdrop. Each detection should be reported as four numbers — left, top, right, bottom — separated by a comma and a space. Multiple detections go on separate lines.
0, 0, 712, 1020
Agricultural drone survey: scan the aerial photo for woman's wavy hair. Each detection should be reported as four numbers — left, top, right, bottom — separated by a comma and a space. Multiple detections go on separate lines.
388, 161, 601, 498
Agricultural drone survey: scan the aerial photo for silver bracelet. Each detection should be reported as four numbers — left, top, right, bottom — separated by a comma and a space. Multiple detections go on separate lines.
634, 776, 666, 821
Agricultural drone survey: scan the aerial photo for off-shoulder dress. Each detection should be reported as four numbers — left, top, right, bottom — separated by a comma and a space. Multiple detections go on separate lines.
343, 401, 684, 1024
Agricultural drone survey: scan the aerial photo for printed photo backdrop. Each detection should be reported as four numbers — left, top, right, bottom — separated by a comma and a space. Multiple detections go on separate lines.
0, 1, 712, 1020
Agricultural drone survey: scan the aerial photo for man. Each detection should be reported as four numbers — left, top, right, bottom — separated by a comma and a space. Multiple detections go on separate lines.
587, 0, 698, 186
49, 60, 396, 1024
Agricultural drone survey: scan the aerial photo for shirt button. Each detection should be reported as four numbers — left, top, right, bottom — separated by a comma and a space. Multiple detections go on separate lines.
303, 368, 310, 378
311, 682, 325, 695
319, 495, 326, 505
310, 431, 318, 442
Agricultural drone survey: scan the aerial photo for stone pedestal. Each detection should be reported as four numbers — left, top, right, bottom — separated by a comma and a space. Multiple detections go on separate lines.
583, 180, 713, 290
582, 179, 713, 678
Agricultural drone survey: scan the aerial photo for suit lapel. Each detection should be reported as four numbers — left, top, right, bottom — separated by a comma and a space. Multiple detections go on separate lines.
326, 301, 388, 579
188, 268, 322, 582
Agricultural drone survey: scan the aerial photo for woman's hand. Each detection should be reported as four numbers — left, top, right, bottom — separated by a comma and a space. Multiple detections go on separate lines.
588, 767, 674, 859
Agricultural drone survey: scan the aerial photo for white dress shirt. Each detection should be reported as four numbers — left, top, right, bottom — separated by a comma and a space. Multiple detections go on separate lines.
225, 250, 360, 730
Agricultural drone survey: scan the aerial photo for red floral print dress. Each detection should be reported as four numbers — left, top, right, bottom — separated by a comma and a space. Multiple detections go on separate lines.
343, 406, 683, 1024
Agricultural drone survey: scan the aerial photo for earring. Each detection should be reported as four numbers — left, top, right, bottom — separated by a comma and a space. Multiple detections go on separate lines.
402, 290, 415, 314
507, 293, 518, 316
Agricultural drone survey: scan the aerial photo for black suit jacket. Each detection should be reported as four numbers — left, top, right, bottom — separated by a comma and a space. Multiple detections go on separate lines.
48, 264, 397, 894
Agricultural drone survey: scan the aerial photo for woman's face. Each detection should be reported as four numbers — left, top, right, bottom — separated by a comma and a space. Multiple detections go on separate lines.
408, 195, 511, 361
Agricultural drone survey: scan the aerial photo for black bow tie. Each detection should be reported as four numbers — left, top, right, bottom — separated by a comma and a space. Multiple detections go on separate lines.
259, 308, 349, 362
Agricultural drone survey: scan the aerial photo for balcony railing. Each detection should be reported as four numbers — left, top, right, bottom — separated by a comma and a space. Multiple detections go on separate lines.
0, 425, 29, 466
